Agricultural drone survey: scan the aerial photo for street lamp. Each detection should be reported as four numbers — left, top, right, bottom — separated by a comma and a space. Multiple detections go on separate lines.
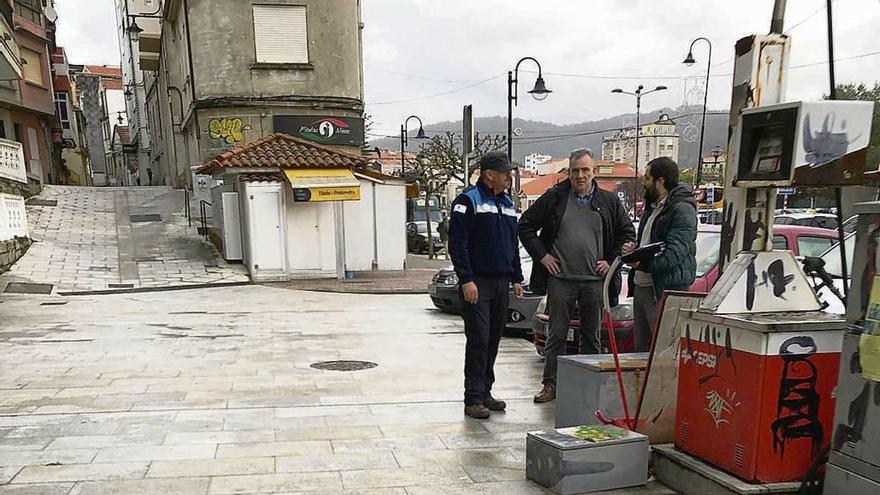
683, 37, 713, 186
610, 85, 667, 180
400, 115, 427, 178
508, 57, 551, 192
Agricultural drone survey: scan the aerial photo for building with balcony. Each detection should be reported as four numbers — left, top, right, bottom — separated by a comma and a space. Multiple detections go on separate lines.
115, 0, 156, 186
0, 0, 60, 190
601, 113, 679, 175
52, 48, 90, 185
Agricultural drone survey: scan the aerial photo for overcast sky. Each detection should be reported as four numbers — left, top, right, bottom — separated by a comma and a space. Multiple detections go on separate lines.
56, 0, 880, 139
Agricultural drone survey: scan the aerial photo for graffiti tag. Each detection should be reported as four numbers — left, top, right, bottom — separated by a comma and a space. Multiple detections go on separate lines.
209, 118, 252, 145
771, 336, 823, 459
705, 389, 741, 428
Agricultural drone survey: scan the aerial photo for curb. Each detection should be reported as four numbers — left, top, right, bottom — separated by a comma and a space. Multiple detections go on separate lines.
263, 284, 428, 295
58, 281, 251, 296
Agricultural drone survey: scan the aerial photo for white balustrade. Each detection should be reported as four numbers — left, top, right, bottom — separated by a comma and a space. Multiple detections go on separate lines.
0, 193, 27, 241
0, 138, 26, 184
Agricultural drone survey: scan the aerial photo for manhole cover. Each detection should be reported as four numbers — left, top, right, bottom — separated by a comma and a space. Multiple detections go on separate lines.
5, 283, 53, 294
310, 360, 378, 371
26, 199, 57, 207
130, 214, 162, 223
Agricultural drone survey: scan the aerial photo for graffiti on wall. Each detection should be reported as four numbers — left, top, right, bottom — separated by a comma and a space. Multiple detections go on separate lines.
209, 118, 253, 145
705, 388, 741, 428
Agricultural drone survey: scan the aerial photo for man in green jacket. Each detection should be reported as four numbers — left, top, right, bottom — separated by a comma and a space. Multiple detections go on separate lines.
623, 157, 697, 352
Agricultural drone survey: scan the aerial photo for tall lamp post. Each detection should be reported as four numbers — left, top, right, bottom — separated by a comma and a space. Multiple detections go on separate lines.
683, 37, 713, 186
508, 57, 551, 192
399, 115, 427, 178
611, 85, 667, 180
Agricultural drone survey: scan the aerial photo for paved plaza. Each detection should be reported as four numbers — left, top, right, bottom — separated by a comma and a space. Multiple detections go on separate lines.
0, 186, 248, 295
0, 285, 674, 494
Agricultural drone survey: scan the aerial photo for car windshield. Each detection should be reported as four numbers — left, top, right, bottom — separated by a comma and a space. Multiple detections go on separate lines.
695, 231, 720, 277
413, 223, 428, 234
820, 233, 856, 278
412, 210, 443, 223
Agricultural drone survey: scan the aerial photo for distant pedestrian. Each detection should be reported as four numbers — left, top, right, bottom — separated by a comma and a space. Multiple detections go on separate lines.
518, 148, 635, 403
147, 168, 153, 186
623, 157, 697, 352
437, 212, 449, 257
449, 151, 524, 420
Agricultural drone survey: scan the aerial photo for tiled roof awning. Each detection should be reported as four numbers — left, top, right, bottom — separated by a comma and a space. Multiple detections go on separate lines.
198, 133, 368, 174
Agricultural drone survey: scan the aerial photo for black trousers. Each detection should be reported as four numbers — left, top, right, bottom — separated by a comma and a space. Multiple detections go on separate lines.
461, 277, 509, 406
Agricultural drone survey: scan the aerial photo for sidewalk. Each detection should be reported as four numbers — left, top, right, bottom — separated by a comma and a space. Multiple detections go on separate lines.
0, 186, 249, 295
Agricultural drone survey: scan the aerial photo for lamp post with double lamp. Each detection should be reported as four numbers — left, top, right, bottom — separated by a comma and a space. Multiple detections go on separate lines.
399, 115, 427, 178
610, 84, 667, 183
710, 145, 723, 183
508, 57, 551, 193
683, 37, 713, 186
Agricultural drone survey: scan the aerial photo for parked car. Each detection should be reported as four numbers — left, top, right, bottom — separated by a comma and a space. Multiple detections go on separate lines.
774, 211, 839, 231
428, 246, 543, 332
407, 221, 444, 254
809, 231, 855, 315
530, 223, 841, 356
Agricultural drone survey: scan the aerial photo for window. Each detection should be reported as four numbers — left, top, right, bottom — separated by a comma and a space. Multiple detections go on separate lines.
26, 126, 39, 174
772, 235, 788, 250
54, 93, 71, 131
14, 0, 41, 25
20, 47, 43, 86
797, 236, 835, 258
253, 5, 308, 64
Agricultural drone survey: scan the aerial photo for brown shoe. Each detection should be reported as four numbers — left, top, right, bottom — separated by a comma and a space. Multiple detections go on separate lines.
533, 384, 556, 403
464, 404, 491, 419
483, 396, 507, 411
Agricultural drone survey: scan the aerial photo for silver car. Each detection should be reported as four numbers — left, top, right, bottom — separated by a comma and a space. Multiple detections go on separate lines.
428, 246, 542, 332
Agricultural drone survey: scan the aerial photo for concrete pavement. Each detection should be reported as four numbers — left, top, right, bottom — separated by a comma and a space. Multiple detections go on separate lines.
0, 186, 248, 294
0, 285, 675, 494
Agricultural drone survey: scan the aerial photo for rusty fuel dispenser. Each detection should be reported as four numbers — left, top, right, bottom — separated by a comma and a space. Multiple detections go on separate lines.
651, 86, 874, 492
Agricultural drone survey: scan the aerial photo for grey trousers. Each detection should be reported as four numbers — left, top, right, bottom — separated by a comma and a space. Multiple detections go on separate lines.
633, 284, 658, 353
543, 277, 603, 385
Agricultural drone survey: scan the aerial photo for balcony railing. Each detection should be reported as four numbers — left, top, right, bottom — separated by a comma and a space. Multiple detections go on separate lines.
0, 138, 26, 184
0, 193, 27, 241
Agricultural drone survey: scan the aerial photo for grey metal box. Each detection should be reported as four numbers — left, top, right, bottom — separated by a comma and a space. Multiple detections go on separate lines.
526, 425, 649, 494
555, 353, 647, 428
824, 463, 880, 495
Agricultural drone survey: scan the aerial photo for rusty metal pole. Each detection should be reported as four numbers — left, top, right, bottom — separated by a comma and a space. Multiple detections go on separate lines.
769, 0, 787, 34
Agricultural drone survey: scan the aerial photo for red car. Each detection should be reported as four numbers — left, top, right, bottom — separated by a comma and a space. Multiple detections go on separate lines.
531, 224, 840, 356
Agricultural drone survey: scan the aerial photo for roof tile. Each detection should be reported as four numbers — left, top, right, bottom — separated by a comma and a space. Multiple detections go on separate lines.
197, 133, 369, 174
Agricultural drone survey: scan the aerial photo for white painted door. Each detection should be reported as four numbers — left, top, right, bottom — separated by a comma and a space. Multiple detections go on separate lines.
251, 191, 284, 272
287, 202, 323, 271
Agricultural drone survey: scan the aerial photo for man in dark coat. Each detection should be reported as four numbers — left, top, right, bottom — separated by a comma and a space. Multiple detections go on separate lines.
518, 149, 635, 403
623, 157, 697, 352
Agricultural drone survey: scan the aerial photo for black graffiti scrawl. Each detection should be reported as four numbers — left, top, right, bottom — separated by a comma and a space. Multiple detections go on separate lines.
762, 259, 796, 299
719, 203, 737, 269
742, 210, 764, 252
771, 337, 823, 458
746, 258, 757, 310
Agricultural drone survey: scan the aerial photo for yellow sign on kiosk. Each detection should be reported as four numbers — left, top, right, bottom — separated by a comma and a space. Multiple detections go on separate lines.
283, 168, 361, 202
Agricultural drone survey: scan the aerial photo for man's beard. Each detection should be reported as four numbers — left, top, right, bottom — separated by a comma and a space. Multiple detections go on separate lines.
644, 185, 658, 205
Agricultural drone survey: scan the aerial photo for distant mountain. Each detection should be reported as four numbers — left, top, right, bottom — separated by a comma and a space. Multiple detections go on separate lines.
369, 106, 730, 171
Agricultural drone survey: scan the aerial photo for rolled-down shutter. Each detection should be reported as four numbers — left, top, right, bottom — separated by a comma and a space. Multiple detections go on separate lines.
253, 5, 308, 64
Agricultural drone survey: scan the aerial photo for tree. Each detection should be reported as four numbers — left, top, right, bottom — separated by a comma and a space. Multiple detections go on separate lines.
403, 132, 507, 258
825, 82, 880, 168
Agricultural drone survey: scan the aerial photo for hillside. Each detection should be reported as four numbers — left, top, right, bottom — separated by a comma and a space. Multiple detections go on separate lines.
369, 105, 730, 170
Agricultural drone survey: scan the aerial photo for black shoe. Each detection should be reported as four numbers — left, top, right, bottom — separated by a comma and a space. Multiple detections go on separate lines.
483, 396, 507, 411
464, 404, 491, 419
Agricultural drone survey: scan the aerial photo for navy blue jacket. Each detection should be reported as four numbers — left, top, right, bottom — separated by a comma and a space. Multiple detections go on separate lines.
448, 180, 523, 285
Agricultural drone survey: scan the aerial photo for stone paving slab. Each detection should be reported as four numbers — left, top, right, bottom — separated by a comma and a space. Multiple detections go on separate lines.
0, 286, 676, 494
0, 186, 249, 295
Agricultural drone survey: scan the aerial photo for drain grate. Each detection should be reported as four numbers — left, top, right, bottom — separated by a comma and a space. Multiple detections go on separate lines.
107, 283, 135, 289
130, 214, 162, 223
310, 360, 378, 372
5, 283, 53, 294
89, 266, 112, 272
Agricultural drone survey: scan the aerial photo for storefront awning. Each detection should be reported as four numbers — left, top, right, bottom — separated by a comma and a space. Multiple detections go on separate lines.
283, 168, 361, 202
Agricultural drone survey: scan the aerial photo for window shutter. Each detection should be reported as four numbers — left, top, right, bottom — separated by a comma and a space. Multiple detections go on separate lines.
253, 5, 308, 64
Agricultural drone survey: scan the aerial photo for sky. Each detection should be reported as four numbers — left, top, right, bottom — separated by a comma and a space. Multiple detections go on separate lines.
55, 0, 880, 140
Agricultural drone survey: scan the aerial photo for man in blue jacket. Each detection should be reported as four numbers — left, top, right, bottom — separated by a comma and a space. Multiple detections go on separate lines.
449, 151, 524, 419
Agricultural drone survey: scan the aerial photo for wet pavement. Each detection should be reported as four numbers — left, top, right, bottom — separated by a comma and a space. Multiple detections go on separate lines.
0, 285, 675, 494
0, 186, 249, 294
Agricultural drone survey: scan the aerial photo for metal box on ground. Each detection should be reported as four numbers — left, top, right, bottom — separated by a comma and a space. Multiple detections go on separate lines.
526, 425, 648, 494
675, 310, 844, 483
555, 353, 647, 428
